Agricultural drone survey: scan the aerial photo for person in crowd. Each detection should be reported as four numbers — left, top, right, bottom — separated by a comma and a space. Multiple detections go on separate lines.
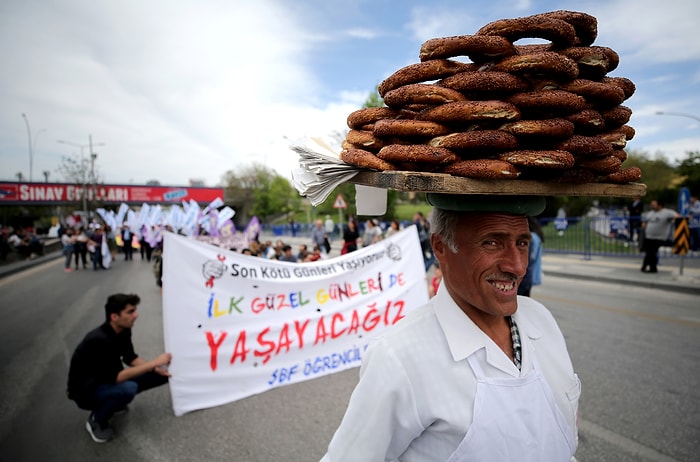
0, 226, 11, 261
690, 195, 700, 252
322, 195, 580, 461
139, 227, 148, 260
297, 244, 310, 262
88, 226, 105, 271
104, 225, 117, 259
261, 240, 276, 259
67, 293, 171, 443
413, 211, 435, 271
272, 239, 286, 260
641, 199, 680, 273
384, 219, 401, 238
278, 244, 298, 263
74, 226, 89, 270
61, 228, 76, 272
628, 196, 644, 243
152, 241, 164, 291
362, 218, 383, 247
5, 228, 26, 259
324, 214, 335, 236
14, 228, 43, 260
518, 216, 545, 297
121, 225, 134, 261
428, 261, 442, 298
311, 219, 329, 258
341, 218, 360, 255
306, 244, 323, 262
139, 226, 154, 262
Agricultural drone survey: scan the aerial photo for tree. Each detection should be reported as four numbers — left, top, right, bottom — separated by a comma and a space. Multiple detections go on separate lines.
56, 153, 102, 186
618, 150, 680, 206
221, 163, 301, 224
676, 151, 700, 193
56, 153, 90, 185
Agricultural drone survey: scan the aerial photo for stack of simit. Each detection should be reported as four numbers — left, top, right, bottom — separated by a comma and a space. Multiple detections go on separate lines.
340, 10, 641, 185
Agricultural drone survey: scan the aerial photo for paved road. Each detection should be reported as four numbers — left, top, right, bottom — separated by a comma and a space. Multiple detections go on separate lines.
0, 249, 698, 461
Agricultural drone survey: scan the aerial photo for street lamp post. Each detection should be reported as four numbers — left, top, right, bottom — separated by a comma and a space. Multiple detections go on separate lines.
21, 113, 34, 181
655, 111, 700, 123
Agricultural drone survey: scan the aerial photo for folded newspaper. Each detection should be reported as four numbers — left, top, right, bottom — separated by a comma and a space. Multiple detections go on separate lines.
290, 137, 360, 206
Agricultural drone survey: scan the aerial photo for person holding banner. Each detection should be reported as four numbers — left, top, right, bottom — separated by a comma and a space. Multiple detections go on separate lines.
322, 195, 580, 461
88, 226, 105, 271
67, 293, 171, 443
74, 226, 89, 270
121, 225, 134, 261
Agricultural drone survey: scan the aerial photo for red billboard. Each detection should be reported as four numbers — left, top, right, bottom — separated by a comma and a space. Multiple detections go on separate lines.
0, 182, 225, 205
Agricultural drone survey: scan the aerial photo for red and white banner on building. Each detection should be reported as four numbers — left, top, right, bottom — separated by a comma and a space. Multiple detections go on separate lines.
0, 182, 224, 205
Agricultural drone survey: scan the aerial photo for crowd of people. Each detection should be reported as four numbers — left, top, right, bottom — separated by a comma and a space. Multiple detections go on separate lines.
0, 226, 45, 261
33, 194, 696, 450
58, 223, 161, 273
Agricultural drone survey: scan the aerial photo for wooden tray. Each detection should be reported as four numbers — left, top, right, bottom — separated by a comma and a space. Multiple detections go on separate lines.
349, 171, 647, 197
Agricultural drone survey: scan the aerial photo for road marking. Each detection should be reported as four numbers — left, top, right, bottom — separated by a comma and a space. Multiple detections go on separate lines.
579, 419, 680, 462
538, 294, 700, 328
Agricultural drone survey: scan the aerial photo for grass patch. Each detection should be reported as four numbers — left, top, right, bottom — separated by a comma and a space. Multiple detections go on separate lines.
541, 218, 639, 256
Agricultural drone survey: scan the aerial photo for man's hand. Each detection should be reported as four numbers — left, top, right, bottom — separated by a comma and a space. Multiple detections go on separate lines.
153, 353, 172, 377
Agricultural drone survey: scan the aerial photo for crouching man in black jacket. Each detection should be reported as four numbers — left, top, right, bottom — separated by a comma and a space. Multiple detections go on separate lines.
67, 293, 171, 443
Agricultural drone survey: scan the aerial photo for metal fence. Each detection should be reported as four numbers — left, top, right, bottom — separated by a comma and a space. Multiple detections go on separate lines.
263, 214, 699, 261
538, 215, 698, 260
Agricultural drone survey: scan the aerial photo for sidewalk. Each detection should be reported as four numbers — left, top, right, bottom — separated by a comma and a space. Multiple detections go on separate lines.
2, 236, 699, 295
541, 253, 700, 295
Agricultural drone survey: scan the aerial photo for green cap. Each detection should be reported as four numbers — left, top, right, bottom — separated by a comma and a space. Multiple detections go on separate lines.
426, 193, 546, 216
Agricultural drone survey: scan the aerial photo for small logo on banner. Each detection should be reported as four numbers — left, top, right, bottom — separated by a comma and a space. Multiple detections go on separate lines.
203, 254, 227, 288
164, 189, 188, 201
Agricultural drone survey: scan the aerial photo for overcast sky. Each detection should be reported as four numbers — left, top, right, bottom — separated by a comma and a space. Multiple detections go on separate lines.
1, 0, 699, 187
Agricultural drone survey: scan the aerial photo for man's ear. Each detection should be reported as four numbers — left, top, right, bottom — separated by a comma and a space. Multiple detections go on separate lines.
431, 233, 445, 260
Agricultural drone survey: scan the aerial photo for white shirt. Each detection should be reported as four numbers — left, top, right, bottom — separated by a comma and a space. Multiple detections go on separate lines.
643, 208, 677, 240
689, 200, 700, 216
322, 283, 580, 461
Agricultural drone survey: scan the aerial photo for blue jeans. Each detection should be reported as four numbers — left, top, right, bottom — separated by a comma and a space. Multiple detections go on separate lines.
92, 248, 102, 270
75, 372, 168, 424
63, 245, 74, 268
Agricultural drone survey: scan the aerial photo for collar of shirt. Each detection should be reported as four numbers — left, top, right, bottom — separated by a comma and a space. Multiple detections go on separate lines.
432, 281, 542, 376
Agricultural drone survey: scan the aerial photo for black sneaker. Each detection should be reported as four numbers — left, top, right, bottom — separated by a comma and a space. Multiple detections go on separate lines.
85, 414, 113, 443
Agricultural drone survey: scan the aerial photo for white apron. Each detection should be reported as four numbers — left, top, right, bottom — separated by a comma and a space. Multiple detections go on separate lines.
446, 354, 577, 462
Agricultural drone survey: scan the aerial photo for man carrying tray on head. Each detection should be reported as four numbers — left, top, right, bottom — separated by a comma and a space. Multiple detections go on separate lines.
321, 194, 580, 462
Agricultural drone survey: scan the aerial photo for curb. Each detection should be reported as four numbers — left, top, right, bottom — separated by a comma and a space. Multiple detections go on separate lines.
0, 252, 63, 279
543, 269, 700, 295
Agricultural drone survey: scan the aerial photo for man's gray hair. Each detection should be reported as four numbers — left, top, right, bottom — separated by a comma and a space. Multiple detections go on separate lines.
428, 208, 460, 253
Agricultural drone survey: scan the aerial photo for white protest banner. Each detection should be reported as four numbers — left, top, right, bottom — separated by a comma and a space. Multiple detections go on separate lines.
101, 236, 112, 269
162, 226, 428, 416
217, 206, 236, 230
201, 196, 225, 216
116, 203, 130, 227
137, 203, 151, 229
